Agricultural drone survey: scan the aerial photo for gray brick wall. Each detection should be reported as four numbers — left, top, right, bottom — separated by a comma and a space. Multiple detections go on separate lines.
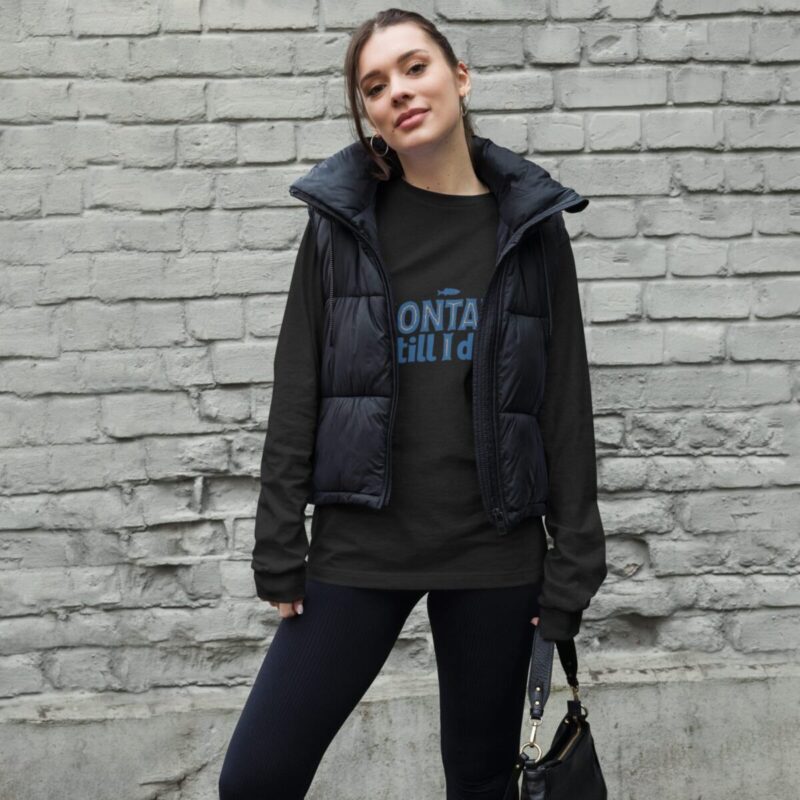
1, 2, 799, 798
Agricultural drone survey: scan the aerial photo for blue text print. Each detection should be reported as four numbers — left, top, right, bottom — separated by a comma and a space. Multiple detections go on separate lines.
396, 288, 482, 365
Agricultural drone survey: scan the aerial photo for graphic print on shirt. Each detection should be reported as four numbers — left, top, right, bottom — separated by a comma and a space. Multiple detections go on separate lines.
395, 287, 483, 366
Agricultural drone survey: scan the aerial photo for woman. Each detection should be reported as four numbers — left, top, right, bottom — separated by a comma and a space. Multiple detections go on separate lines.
219, 9, 607, 800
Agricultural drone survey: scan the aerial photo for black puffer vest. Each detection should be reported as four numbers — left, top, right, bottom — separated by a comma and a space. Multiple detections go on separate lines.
289, 134, 589, 534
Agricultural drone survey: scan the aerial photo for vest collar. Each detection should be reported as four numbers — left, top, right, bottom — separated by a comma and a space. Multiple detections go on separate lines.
288, 133, 588, 241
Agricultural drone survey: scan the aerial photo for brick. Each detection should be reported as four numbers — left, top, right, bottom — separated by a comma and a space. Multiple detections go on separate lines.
471, 71, 554, 111
208, 78, 325, 119
752, 18, 800, 62
204, 0, 317, 30
585, 23, 639, 63
530, 112, 584, 151
467, 25, 525, 67
525, 24, 581, 64
559, 67, 667, 107
72, 0, 159, 36
642, 109, 721, 149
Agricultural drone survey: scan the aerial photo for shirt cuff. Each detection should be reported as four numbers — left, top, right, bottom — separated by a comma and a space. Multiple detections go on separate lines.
253, 565, 307, 603
537, 605, 583, 641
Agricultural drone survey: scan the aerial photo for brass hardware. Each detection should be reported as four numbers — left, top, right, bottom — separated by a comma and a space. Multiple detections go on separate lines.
555, 720, 582, 761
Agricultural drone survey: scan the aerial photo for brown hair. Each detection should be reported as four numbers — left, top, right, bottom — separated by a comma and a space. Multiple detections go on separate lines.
343, 8, 477, 181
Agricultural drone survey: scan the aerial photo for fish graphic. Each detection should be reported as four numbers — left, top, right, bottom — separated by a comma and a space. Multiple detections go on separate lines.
437, 287, 461, 296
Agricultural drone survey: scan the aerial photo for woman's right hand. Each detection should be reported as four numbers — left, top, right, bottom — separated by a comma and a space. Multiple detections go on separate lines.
269, 598, 304, 618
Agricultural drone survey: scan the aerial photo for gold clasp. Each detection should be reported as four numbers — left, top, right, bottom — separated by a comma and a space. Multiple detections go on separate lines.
519, 718, 543, 762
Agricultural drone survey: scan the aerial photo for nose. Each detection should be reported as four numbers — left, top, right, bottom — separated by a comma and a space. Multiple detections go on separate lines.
390, 84, 413, 105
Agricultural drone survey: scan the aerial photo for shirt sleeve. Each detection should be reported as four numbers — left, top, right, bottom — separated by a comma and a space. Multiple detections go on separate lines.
535, 215, 608, 641
251, 215, 323, 602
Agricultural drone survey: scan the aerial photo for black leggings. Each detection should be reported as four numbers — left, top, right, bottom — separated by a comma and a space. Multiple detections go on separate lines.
218, 577, 541, 800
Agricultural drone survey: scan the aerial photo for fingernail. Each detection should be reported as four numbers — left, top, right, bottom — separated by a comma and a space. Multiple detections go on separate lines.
297, 604, 304, 614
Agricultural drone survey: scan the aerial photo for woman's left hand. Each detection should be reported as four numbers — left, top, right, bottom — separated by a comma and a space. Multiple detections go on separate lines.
530, 615, 539, 627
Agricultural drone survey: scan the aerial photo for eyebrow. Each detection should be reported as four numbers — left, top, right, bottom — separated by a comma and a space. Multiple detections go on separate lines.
359, 49, 430, 88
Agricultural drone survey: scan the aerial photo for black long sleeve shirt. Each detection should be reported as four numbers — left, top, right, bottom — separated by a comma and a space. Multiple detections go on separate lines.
251, 175, 607, 641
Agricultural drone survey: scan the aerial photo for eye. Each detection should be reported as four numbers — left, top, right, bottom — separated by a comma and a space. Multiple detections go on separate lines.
366, 62, 427, 98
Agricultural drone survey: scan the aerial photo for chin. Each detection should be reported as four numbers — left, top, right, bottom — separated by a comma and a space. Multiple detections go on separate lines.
394, 123, 452, 152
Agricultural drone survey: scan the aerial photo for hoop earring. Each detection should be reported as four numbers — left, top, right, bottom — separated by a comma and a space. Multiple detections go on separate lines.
460, 95, 469, 116
369, 134, 390, 157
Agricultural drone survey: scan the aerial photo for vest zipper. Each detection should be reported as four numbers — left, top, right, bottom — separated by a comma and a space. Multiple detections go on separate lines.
327, 227, 335, 347
539, 228, 553, 343
356, 235, 398, 507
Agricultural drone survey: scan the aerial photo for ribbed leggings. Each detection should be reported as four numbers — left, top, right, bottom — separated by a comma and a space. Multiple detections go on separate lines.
218, 576, 541, 800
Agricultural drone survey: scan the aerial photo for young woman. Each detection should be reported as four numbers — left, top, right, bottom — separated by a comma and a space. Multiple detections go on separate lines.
219, 9, 607, 800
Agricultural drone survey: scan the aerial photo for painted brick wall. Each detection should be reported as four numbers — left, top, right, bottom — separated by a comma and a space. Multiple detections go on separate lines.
1, 0, 799, 781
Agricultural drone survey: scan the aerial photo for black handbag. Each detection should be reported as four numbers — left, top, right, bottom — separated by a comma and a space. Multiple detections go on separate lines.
502, 625, 607, 800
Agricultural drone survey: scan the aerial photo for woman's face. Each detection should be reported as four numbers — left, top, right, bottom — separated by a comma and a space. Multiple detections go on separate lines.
357, 22, 469, 155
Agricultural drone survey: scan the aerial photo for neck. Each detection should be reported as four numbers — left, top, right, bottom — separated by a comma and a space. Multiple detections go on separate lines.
395, 127, 489, 196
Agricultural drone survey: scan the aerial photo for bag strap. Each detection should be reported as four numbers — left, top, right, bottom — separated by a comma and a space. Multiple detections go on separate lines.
501, 628, 583, 800
528, 627, 579, 721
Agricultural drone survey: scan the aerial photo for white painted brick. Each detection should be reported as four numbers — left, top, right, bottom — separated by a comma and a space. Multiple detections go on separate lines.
159, 0, 201, 33
561, 156, 671, 195
725, 67, 782, 103
754, 278, 800, 317
551, 0, 605, 19
177, 125, 238, 166
20, 0, 71, 36
763, 153, 800, 191
587, 281, 642, 322
183, 211, 240, 252
204, 0, 317, 30
210, 77, 325, 120
239, 209, 306, 249
471, 71, 554, 110
584, 23, 639, 63
606, 0, 660, 18
639, 197, 754, 237
728, 322, 800, 360
730, 238, 799, 273
472, 115, 527, 151
643, 280, 752, 319
663, 323, 726, 362
72, 80, 206, 122
587, 112, 641, 150
297, 119, 360, 159
185, 299, 244, 341
688, 19, 753, 62
72, 0, 159, 36
530, 112, 584, 151
559, 67, 668, 107
643, 109, 722, 149
573, 239, 667, 279
467, 24, 524, 67
668, 236, 730, 277
238, 121, 296, 163
134, 301, 188, 346
0, 81, 77, 122
294, 33, 351, 73
662, 0, 760, 14
587, 324, 664, 364
525, 24, 581, 64
87, 167, 213, 211
640, 22, 693, 61
129, 35, 293, 78
752, 18, 800, 62
426, 0, 544, 21
671, 65, 724, 103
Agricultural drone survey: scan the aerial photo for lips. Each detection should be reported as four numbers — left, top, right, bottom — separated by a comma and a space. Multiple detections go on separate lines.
396, 108, 428, 128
